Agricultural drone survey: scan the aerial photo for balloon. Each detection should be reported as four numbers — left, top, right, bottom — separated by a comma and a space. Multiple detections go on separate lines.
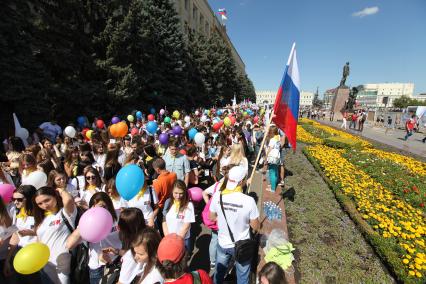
164, 117, 171, 124
200, 115, 207, 122
159, 133, 169, 145
85, 130, 93, 140
184, 116, 191, 123
131, 128, 139, 136
116, 165, 145, 201
16, 128, 29, 140
212, 123, 221, 132
96, 120, 105, 129
230, 116, 236, 125
253, 116, 259, 123
77, 116, 86, 126
213, 117, 220, 124
116, 121, 129, 137
136, 111, 143, 118
159, 109, 165, 115
147, 114, 155, 121
13, 243, 49, 274
79, 207, 113, 243
127, 115, 134, 122
260, 108, 265, 115
195, 110, 200, 116
188, 128, 198, 140
150, 107, 156, 114
223, 117, 231, 127
179, 149, 187, 155
194, 133, 205, 146
173, 110, 180, 119
217, 110, 223, 116
243, 111, 248, 116
172, 125, 182, 136
111, 117, 120, 124
0, 184, 15, 203
110, 124, 119, 138
188, 187, 203, 202
146, 121, 158, 134
23, 171, 47, 189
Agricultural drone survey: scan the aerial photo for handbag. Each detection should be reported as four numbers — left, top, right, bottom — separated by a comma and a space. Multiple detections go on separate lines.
201, 182, 220, 230
61, 212, 90, 284
100, 255, 122, 284
219, 194, 257, 263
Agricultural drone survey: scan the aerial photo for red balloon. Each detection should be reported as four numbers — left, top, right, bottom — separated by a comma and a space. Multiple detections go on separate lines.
212, 123, 221, 132
180, 149, 187, 155
96, 119, 105, 129
147, 114, 155, 121
253, 116, 259, 123
81, 128, 90, 141
131, 128, 139, 136
230, 116, 236, 125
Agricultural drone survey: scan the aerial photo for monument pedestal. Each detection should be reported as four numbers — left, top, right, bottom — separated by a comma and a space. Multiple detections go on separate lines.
331, 87, 350, 120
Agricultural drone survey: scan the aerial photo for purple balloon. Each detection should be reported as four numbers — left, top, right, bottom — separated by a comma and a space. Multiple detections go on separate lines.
172, 125, 182, 136
159, 133, 169, 145
111, 116, 120, 124
79, 207, 113, 243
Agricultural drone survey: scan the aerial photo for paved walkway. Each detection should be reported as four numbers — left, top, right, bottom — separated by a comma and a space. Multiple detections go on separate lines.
314, 118, 426, 158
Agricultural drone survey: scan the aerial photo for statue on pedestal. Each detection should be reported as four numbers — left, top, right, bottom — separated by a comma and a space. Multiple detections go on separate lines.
345, 87, 358, 110
339, 62, 350, 87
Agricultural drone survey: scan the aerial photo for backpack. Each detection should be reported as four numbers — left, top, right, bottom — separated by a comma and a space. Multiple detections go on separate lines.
202, 183, 220, 230
190, 271, 201, 284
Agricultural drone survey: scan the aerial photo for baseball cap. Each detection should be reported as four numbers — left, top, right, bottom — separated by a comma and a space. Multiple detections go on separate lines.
226, 166, 246, 190
157, 233, 185, 264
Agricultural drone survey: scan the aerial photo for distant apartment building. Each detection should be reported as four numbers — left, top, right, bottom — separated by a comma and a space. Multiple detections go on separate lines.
323, 88, 337, 109
255, 90, 313, 106
357, 83, 414, 108
172, 0, 245, 74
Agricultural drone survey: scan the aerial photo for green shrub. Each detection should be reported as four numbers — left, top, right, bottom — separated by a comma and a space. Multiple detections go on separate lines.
324, 136, 361, 149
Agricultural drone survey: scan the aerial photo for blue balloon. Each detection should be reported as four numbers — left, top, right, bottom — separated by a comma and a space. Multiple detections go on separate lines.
77, 116, 86, 126
150, 107, 156, 115
146, 121, 158, 134
188, 128, 198, 140
136, 111, 142, 118
217, 110, 223, 116
116, 165, 145, 201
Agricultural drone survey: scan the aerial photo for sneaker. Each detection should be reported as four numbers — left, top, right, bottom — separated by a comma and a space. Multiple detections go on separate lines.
210, 262, 216, 270
279, 180, 285, 185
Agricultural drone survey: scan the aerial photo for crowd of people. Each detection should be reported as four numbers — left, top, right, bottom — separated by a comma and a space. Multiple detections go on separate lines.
0, 106, 289, 284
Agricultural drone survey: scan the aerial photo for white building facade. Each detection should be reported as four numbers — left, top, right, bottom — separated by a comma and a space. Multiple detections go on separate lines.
357, 83, 414, 108
255, 90, 313, 107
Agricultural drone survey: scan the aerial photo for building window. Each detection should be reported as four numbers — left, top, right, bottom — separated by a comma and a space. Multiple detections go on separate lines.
193, 5, 197, 23
199, 14, 204, 31
185, 0, 189, 10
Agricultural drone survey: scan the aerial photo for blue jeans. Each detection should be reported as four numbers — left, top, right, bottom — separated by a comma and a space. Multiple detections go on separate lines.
89, 266, 104, 284
185, 237, 193, 255
214, 245, 251, 284
209, 230, 218, 264
268, 164, 279, 192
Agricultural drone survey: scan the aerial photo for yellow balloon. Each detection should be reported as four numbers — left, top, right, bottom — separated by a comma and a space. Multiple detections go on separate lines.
173, 110, 180, 119
224, 117, 231, 127
127, 115, 134, 122
14, 243, 50, 274
86, 130, 93, 139
260, 108, 265, 115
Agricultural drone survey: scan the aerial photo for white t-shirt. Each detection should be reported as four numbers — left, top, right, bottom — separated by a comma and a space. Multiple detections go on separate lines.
128, 188, 158, 224
88, 222, 121, 270
14, 214, 37, 247
66, 184, 79, 198
111, 197, 128, 217
164, 201, 195, 239
79, 187, 101, 205
37, 207, 77, 281
209, 192, 259, 249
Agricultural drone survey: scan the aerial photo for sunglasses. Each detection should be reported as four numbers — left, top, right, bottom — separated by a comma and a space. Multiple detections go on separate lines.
12, 197, 24, 202
86, 175, 97, 180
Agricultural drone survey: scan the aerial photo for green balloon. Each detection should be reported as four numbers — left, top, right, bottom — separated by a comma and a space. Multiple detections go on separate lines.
164, 117, 171, 123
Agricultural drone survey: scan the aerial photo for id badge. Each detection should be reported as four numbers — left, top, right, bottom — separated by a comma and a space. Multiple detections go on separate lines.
204, 169, 210, 176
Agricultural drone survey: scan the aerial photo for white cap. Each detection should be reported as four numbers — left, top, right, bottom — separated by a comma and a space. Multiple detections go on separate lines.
226, 166, 246, 190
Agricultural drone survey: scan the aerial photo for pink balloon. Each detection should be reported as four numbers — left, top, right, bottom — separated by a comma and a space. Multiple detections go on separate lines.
78, 207, 113, 243
188, 187, 203, 202
0, 184, 15, 204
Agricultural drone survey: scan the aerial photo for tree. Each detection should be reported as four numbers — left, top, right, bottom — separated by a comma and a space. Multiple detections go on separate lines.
393, 96, 426, 108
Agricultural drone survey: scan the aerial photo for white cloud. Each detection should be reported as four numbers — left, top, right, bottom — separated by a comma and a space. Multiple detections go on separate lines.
352, 6, 379, 18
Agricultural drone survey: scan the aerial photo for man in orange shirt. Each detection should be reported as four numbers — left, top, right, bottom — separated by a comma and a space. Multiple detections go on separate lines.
152, 158, 177, 236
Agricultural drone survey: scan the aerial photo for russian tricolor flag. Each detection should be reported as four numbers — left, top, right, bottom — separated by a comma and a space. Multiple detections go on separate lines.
272, 43, 300, 151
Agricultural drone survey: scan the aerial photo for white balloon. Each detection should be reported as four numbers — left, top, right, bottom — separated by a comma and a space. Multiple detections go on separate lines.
24, 171, 47, 189
195, 110, 200, 116
184, 116, 191, 123
200, 115, 207, 122
64, 126, 77, 138
16, 128, 29, 140
194, 132, 205, 146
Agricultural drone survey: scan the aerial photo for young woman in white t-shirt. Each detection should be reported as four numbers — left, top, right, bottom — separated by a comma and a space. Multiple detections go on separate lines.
162, 180, 195, 254
33, 186, 77, 284
128, 180, 159, 227
66, 192, 121, 284
129, 227, 163, 284
0, 196, 15, 284
48, 170, 79, 199
78, 166, 102, 209
3, 185, 39, 282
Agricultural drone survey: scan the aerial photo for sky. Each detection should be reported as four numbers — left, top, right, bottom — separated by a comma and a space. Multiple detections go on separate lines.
207, 0, 426, 97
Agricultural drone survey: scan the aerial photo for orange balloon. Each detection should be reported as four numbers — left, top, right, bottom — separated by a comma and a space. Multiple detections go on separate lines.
116, 122, 129, 137
110, 124, 119, 138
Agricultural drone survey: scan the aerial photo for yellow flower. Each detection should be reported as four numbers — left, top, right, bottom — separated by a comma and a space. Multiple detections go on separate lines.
403, 259, 409, 264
